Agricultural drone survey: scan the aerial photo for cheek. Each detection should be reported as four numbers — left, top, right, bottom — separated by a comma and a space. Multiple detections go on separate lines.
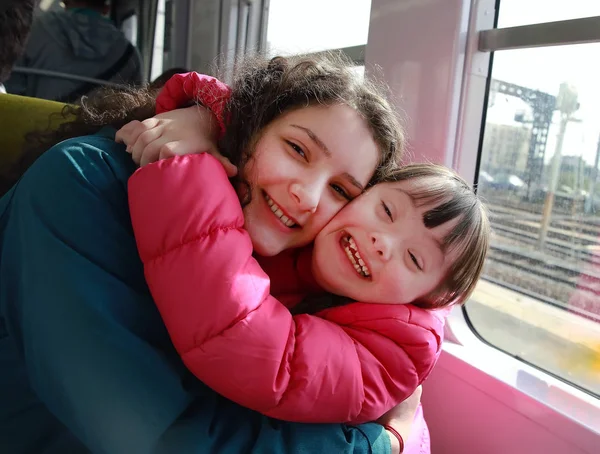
394, 273, 443, 304
372, 262, 418, 304
245, 139, 292, 184
381, 274, 409, 302
325, 201, 373, 235
309, 207, 340, 237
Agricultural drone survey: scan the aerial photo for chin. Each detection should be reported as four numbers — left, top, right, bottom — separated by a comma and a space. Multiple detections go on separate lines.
312, 266, 342, 295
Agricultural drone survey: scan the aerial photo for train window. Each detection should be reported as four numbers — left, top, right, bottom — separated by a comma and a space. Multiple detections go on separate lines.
466, 3, 600, 397
497, 0, 600, 28
266, 0, 371, 55
150, 0, 167, 81
121, 14, 138, 47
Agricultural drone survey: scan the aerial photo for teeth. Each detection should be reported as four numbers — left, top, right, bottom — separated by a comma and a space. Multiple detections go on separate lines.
265, 194, 296, 228
343, 239, 371, 278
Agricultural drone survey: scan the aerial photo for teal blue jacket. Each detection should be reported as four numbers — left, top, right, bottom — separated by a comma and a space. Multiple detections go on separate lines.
0, 129, 391, 454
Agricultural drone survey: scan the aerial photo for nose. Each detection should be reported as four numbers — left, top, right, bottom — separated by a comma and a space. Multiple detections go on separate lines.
289, 179, 324, 214
371, 232, 393, 261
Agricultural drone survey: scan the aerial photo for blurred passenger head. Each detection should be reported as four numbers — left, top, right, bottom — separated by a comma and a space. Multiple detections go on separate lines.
0, 0, 36, 83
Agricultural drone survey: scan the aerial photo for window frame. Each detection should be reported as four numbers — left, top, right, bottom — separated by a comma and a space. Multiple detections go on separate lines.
359, 0, 600, 442
450, 0, 600, 434
460, 4, 600, 393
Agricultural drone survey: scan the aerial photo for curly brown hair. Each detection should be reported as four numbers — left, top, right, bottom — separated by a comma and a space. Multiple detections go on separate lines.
4, 51, 405, 194
0, 0, 36, 83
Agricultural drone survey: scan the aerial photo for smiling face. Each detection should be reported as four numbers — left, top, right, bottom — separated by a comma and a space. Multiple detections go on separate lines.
311, 179, 462, 305
240, 104, 380, 257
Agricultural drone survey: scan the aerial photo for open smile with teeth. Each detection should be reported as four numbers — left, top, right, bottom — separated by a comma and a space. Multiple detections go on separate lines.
341, 234, 371, 278
264, 193, 298, 228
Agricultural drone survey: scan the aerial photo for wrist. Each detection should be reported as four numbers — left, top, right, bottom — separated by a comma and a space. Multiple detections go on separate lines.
383, 425, 404, 454
386, 429, 400, 454
193, 105, 220, 142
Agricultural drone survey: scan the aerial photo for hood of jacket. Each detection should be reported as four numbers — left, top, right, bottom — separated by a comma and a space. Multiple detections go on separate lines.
37, 9, 124, 60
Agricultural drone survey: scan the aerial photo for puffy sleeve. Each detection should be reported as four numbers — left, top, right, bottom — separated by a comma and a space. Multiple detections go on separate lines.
155, 72, 231, 138
128, 154, 443, 424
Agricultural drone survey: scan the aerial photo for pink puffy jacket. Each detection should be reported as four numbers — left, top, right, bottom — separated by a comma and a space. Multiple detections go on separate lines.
128, 150, 445, 424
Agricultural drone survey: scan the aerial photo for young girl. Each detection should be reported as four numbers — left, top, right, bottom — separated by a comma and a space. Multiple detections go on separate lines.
124, 66, 490, 428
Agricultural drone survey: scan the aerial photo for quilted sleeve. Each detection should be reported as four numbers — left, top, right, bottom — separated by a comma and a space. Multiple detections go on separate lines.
155, 72, 232, 138
128, 155, 441, 423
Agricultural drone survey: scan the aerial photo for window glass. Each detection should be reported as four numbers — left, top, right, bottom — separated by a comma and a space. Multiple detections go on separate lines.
150, 0, 167, 81
121, 14, 138, 47
266, 0, 371, 55
468, 40, 600, 396
497, 0, 600, 28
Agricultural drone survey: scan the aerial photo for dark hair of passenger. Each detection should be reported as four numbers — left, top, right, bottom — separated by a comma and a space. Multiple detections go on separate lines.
5, 51, 405, 196
148, 67, 190, 90
63, 0, 108, 10
0, 0, 36, 83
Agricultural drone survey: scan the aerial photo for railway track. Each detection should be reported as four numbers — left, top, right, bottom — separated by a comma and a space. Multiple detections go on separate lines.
481, 202, 599, 320
486, 203, 600, 266
488, 244, 600, 295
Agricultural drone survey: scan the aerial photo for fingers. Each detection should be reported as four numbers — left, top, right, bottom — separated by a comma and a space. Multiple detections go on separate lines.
157, 141, 183, 161
115, 120, 139, 144
204, 145, 238, 177
116, 114, 234, 174
212, 153, 238, 177
139, 136, 171, 167
115, 118, 159, 147
131, 127, 164, 165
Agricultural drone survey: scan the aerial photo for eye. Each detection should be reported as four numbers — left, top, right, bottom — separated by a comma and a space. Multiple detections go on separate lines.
382, 201, 393, 221
409, 251, 423, 271
286, 141, 306, 160
331, 184, 351, 201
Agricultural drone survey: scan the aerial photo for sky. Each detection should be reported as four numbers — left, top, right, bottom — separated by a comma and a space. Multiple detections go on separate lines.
266, 0, 600, 166
492, 0, 600, 166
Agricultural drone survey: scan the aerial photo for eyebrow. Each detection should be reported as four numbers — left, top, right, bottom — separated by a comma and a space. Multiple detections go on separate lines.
343, 173, 365, 192
291, 124, 364, 192
290, 125, 331, 157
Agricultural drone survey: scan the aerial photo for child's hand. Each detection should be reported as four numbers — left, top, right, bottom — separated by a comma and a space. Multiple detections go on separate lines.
377, 386, 423, 454
115, 106, 238, 177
